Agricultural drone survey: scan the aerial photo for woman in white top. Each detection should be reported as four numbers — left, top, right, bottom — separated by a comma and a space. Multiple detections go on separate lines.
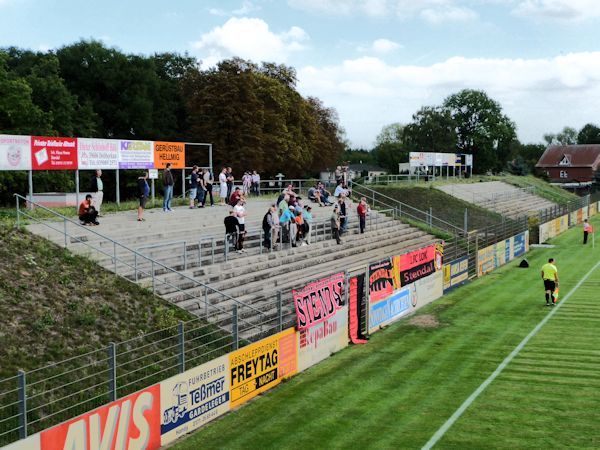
219, 168, 228, 205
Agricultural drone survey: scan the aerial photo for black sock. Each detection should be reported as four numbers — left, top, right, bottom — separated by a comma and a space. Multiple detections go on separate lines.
545, 293, 550, 303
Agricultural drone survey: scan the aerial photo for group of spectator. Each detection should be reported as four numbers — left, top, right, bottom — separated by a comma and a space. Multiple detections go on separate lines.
188, 165, 215, 208
217, 167, 261, 206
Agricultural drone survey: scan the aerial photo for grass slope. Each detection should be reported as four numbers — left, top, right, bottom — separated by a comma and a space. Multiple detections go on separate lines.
171, 216, 599, 449
373, 185, 504, 231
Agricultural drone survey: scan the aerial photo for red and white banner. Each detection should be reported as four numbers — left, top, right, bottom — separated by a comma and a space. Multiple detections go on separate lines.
31, 136, 77, 170
40, 385, 161, 450
293, 272, 345, 330
399, 244, 440, 287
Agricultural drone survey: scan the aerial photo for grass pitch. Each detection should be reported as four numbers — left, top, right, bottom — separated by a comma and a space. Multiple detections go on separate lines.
171, 216, 600, 449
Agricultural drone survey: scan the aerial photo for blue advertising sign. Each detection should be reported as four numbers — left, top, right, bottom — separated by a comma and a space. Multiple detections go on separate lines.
368, 287, 411, 332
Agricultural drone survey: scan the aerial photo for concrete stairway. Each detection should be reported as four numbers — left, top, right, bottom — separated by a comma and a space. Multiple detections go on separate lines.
26, 198, 438, 340
437, 181, 556, 219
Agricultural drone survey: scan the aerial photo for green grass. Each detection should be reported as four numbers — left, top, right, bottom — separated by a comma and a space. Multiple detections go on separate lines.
171, 216, 599, 449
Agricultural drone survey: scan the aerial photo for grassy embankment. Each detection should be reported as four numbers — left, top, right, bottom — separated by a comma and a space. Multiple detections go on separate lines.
171, 214, 600, 449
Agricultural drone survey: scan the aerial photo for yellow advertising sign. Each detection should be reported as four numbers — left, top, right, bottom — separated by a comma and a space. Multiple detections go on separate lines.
229, 328, 297, 409
154, 141, 185, 169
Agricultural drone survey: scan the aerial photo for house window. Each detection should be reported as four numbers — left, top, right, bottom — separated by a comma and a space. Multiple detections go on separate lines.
558, 155, 571, 166
560, 170, 568, 179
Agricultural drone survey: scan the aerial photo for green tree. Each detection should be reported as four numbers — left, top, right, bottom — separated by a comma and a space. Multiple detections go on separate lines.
403, 106, 457, 152
371, 123, 406, 173
577, 123, 600, 145
443, 89, 517, 173
543, 126, 578, 146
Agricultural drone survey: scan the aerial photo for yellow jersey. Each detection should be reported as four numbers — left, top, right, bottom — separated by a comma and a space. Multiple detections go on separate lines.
541, 263, 558, 280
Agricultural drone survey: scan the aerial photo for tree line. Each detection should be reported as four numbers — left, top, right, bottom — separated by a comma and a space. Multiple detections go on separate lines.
0, 41, 345, 204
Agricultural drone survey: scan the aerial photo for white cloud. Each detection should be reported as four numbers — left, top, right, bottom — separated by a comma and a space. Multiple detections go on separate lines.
287, 0, 389, 16
191, 18, 309, 66
357, 38, 402, 54
420, 6, 478, 23
297, 52, 600, 146
209, 1, 261, 17
512, 0, 600, 21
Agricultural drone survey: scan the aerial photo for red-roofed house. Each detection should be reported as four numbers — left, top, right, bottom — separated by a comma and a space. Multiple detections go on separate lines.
536, 145, 600, 185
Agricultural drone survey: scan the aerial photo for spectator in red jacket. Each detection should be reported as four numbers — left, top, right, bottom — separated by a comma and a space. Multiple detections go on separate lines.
357, 197, 369, 234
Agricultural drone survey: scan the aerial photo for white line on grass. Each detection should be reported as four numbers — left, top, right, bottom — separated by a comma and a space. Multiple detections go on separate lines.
422, 259, 600, 450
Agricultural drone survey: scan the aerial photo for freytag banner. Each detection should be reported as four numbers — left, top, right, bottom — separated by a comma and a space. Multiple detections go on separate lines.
118, 139, 154, 169
40, 384, 161, 450
229, 328, 297, 409
154, 142, 185, 169
368, 286, 411, 333
31, 136, 77, 170
160, 355, 229, 446
369, 259, 394, 303
293, 272, 345, 330
77, 138, 119, 170
443, 256, 469, 292
0, 135, 32, 171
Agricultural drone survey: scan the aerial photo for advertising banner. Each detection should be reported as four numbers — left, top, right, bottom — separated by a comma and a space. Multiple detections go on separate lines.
411, 271, 443, 309
539, 214, 568, 244
118, 139, 154, 169
293, 272, 345, 330
443, 256, 469, 292
31, 136, 77, 170
154, 142, 185, 169
229, 328, 297, 409
368, 259, 394, 302
0, 135, 31, 171
494, 240, 506, 268
477, 244, 495, 277
409, 152, 425, 167
368, 286, 411, 333
298, 304, 348, 372
435, 153, 444, 167
398, 244, 439, 287
160, 355, 229, 446
4, 434, 40, 450
77, 138, 119, 170
40, 384, 161, 450
348, 275, 368, 344
465, 154, 473, 167
513, 232, 527, 258
590, 202, 598, 217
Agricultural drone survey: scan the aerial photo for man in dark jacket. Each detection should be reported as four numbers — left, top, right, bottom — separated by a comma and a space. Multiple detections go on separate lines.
163, 163, 174, 212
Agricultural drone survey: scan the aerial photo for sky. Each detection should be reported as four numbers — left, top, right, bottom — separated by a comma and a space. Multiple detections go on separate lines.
1, 0, 599, 148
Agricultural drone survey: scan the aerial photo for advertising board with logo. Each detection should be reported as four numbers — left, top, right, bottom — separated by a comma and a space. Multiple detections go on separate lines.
513, 231, 527, 258
590, 202, 598, 217
229, 328, 297, 409
118, 140, 154, 169
477, 244, 496, 277
368, 259, 394, 303
31, 136, 78, 170
368, 286, 411, 333
0, 135, 31, 171
40, 384, 161, 450
443, 256, 469, 292
293, 274, 348, 372
398, 244, 440, 287
494, 240, 507, 268
154, 142, 185, 169
539, 214, 568, 244
411, 271, 443, 309
77, 138, 119, 170
160, 355, 229, 446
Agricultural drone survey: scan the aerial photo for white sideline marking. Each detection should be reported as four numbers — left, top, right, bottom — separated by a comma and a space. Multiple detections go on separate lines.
422, 259, 600, 450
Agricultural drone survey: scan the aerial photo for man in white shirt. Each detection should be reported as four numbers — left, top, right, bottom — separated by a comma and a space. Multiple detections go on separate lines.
91, 169, 104, 215
233, 199, 247, 253
251, 171, 260, 196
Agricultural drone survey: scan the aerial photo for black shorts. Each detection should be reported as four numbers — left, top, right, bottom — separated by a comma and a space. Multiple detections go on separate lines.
544, 279, 556, 292
139, 196, 147, 208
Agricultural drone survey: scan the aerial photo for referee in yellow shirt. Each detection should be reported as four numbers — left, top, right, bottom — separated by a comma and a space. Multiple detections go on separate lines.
541, 258, 559, 306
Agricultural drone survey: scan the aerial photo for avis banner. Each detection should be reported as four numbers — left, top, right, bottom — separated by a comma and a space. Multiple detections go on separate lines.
229, 328, 297, 409
160, 355, 230, 446
40, 384, 161, 450
293, 272, 345, 330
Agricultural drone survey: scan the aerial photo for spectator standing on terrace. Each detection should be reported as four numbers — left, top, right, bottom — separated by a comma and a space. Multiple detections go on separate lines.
295, 210, 305, 245
303, 205, 313, 244
338, 195, 348, 234
162, 163, 174, 212
226, 167, 234, 200
242, 172, 251, 196
224, 210, 240, 253
280, 205, 296, 247
357, 198, 369, 234
262, 204, 277, 250
233, 198, 247, 253
583, 219, 592, 244
251, 171, 261, 196
78, 194, 99, 226
218, 168, 228, 206
278, 194, 290, 216
195, 168, 206, 207
202, 169, 214, 207
541, 258, 559, 306
90, 169, 104, 216
331, 205, 342, 245
189, 166, 199, 208
137, 171, 149, 221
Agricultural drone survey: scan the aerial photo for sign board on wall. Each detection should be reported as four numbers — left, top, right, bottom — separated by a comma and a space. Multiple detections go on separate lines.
411, 271, 443, 309
154, 142, 185, 169
443, 256, 469, 292
0, 135, 32, 171
478, 231, 530, 276
77, 138, 119, 170
477, 244, 496, 277
539, 214, 569, 244
229, 328, 297, 409
368, 286, 411, 333
398, 244, 440, 287
31, 136, 77, 170
40, 384, 161, 450
368, 259, 394, 303
160, 355, 229, 446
